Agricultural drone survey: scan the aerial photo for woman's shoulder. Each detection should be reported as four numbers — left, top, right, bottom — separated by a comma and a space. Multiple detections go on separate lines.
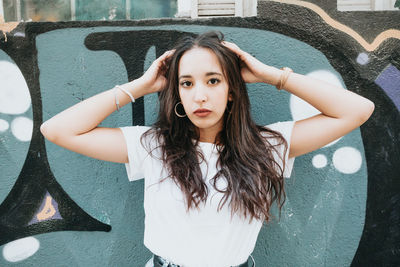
119, 125, 151, 134
261, 121, 295, 143
119, 125, 158, 148
264, 121, 294, 132
119, 125, 165, 164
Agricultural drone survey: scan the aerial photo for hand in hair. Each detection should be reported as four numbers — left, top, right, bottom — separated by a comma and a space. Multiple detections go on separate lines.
222, 41, 280, 86
139, 49, 175, 94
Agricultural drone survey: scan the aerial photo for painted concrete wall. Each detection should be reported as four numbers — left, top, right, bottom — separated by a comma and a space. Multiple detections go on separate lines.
0, 1, 399, 266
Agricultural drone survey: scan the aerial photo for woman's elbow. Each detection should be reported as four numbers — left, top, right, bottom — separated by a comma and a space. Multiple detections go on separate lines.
40, 121, 57, 143
358, 99, 375, 124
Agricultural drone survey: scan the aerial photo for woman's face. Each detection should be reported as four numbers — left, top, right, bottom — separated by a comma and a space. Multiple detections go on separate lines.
178, 47, 231, 142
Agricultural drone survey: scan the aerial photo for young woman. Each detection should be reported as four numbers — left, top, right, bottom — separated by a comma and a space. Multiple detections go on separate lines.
40, 31, 374, 267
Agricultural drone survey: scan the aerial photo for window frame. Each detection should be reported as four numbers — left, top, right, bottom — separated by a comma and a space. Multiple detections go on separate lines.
337, 0, 398, 11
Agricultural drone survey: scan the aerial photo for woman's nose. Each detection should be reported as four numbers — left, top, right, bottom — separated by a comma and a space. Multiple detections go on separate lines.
193, 86, 207, 103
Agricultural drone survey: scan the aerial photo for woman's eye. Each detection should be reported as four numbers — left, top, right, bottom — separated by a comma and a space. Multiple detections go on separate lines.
180, 81, 192, 87
208, 78, 220, 85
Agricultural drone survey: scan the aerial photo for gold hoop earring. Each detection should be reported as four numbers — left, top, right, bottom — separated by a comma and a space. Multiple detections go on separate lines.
174, 102, 187, 117
226, 101, 233, 114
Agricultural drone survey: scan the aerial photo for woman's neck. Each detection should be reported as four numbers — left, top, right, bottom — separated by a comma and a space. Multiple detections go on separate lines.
198, 128, 219, 144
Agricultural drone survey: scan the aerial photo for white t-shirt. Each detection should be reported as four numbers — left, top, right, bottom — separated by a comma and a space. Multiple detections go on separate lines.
120, 121, 295, 267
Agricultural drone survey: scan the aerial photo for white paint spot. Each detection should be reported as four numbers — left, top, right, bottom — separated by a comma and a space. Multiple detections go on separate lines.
145, 256, 153, 267
0, 119, 9, 132
2, 237, 40, 262
11, 116, 33, 141
108, 6, 117, 20
14, 32, 26, 37
0, 61, 31, 115
332, 146, 362, 174
290, 70, 344, 147
312, 154, 327, 168
356, 53, 369, 65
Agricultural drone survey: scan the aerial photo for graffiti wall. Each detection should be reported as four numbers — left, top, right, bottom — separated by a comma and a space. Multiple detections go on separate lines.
0, 0, 399, 266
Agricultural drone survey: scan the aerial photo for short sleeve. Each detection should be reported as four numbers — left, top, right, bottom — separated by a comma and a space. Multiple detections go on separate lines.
265, 121, 296, 178
119, 125, 151, 181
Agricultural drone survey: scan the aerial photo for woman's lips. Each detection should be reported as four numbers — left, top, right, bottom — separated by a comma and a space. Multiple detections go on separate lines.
194, 109, 211, 117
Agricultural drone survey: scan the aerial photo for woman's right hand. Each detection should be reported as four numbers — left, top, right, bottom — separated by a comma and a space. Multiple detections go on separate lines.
138, 50, 174, 95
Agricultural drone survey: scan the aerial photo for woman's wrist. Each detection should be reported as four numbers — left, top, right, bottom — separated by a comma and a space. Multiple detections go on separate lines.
123, 78, 148, 99
261, 66, 282, 86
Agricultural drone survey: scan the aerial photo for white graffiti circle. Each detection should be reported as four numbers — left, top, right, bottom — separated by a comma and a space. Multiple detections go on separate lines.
312, 154, 328, 168
332, 146, 362, 174
2, 236, 40, 262
11, 116, 33, 142
0, 119, 9, 132
290, 70, 345, 147
0, 61, 31, 115
356, 52, 369, 65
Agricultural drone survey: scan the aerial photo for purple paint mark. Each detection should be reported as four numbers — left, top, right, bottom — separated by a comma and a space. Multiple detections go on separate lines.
28, 191, 62, 225
375, 64, 400, 111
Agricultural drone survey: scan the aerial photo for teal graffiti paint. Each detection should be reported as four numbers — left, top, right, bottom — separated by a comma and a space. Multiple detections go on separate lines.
6, 25, 366, 266
0, 51, 33, 204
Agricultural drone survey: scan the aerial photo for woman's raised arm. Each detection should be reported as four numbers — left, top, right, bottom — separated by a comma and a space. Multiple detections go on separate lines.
222, 41, 375, 158
40, 50, 173, 163
278, 72, 374, 158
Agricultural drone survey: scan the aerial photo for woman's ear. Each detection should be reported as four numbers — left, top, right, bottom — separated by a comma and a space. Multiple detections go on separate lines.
228, 93, 233, 101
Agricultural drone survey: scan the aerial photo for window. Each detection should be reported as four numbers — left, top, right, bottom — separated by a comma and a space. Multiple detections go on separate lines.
0, 0, 177, 22
337, 0, 399, 11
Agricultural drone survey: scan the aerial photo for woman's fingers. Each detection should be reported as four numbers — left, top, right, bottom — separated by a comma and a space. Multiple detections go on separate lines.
222, 41, 246, 58
222, 41, 240, 51
223, 41, 269, 83
151, 49, 174, 73
139, 49, 175, 93
223, 41, 253, 65
158, 49, 175, 63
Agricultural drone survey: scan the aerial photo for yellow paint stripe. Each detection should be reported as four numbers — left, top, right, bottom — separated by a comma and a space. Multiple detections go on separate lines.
271, 0, 400, 51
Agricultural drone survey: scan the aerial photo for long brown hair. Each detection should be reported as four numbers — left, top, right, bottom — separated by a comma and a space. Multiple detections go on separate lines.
142, 31, 288, 223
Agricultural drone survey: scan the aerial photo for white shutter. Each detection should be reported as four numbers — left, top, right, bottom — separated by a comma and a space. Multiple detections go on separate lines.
337, 0, 373, 11
191, 0, 244, 18
373, 0, 397, 10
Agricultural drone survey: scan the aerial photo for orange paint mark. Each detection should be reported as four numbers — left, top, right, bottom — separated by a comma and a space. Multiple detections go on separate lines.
36, 196, 56, 221
0, 20, 20, 42
271, 0, 400, 52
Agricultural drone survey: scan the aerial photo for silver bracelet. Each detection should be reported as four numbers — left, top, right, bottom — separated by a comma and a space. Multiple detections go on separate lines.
113, 86, 120, 111
115, 85, 135, 103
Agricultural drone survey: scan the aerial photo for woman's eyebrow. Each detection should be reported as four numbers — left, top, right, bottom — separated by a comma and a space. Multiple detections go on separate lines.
179, 74, 192, 79
205, 72, 223, 77
178, 72, 223, 80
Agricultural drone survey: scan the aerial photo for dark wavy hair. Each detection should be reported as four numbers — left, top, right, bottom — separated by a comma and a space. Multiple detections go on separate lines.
142, 31, 288, 223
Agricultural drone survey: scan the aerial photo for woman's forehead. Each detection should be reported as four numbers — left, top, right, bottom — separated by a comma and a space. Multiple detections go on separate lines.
178, 47, 223, 76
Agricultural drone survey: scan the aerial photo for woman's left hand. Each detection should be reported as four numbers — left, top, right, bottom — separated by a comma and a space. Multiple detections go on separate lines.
222, 41, 279, 85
